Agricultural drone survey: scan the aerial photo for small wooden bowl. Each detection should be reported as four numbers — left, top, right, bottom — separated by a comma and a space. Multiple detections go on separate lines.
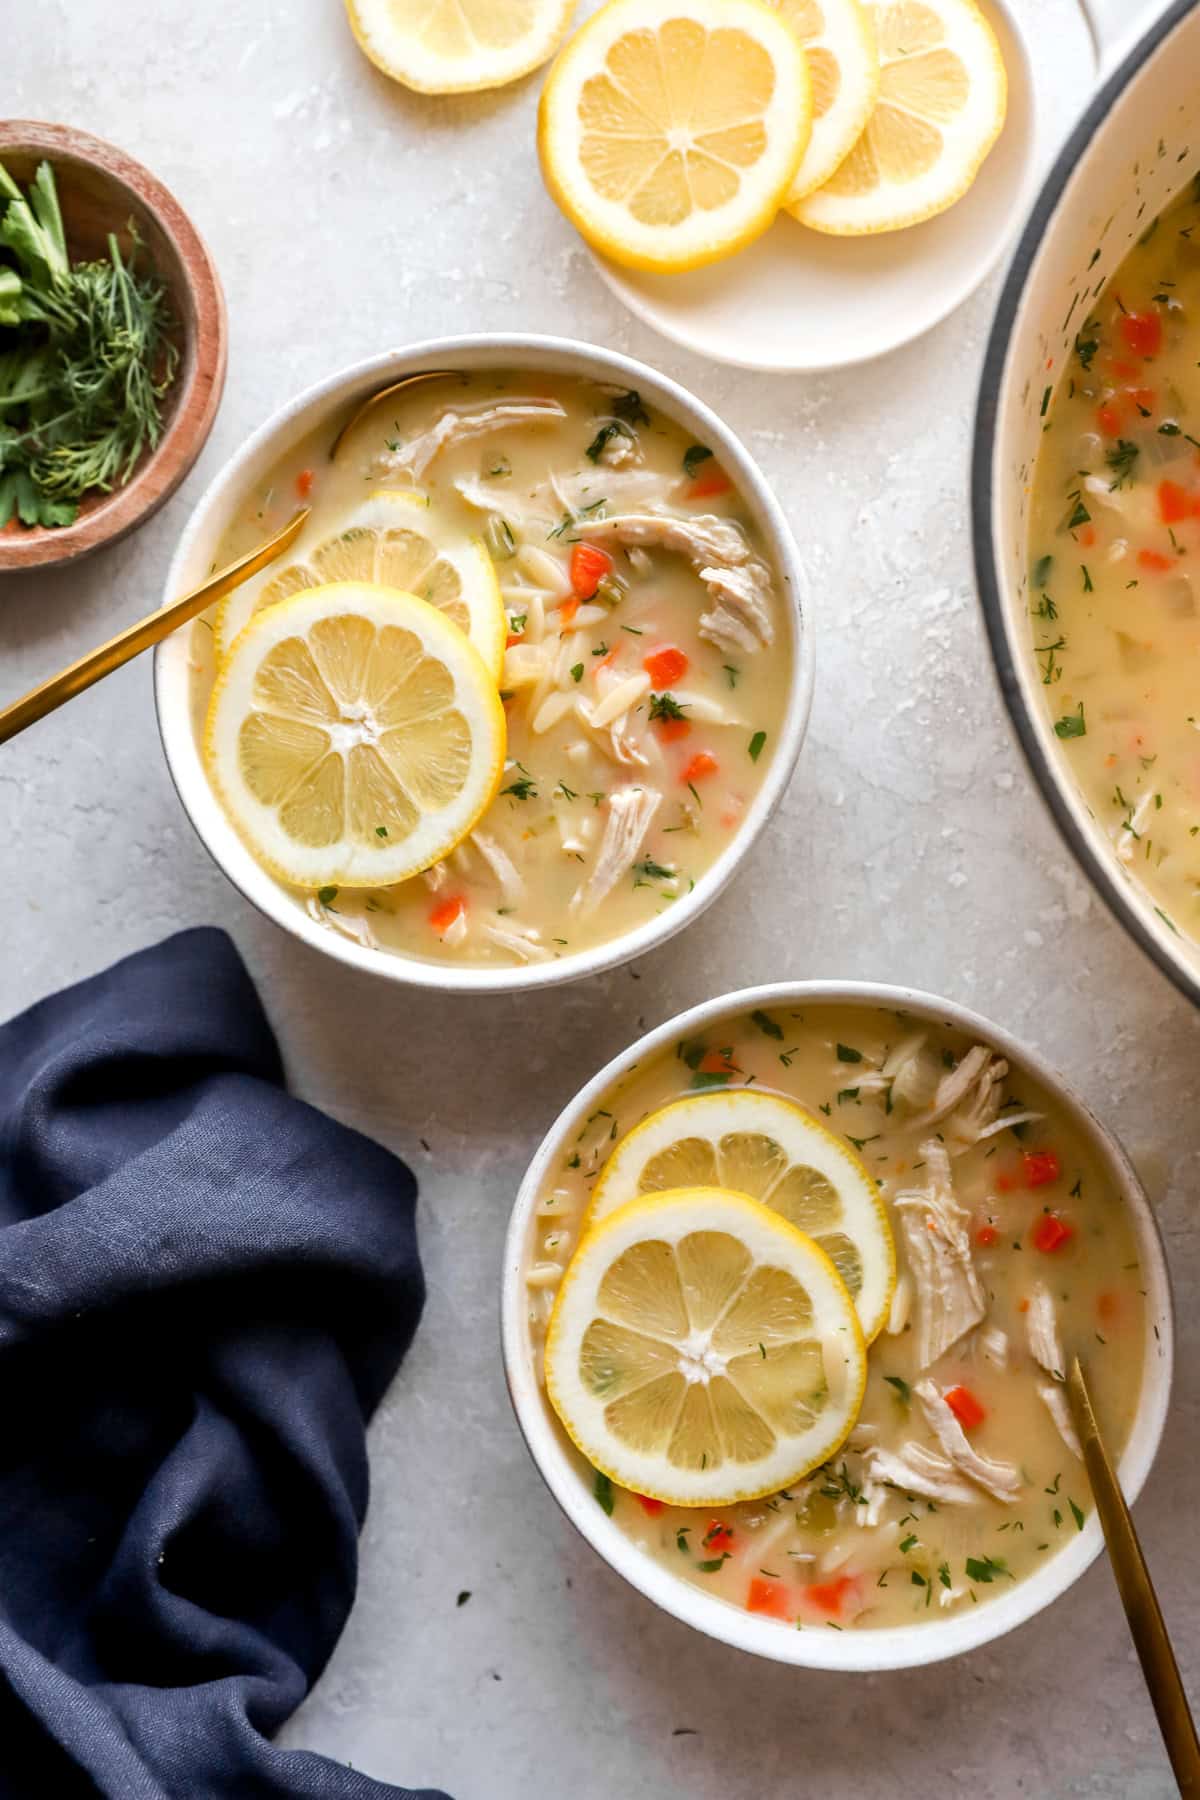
0, 122, 227, 572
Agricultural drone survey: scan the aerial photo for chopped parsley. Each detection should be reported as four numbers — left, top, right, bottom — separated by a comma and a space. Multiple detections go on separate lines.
883, 1375, 911, 1405
317, 885, 339, 907
750, 1008, 784, 1040
965, 1554, 1010, 1584
585, 420, 631, 463
1054, 702, 1087, 739
649, 691, 688, 722
748, 730, 767, 762
593, 1470, 614, 1516
683, 444, 713, 478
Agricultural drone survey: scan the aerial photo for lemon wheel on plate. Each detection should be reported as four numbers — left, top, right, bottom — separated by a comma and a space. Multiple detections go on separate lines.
790, 0, 1007, 234
538, 0, 812, 274
215, 490, 506, 680
545, 1187, 867, 1507
773, 0, 879, 205
204, 582, 506, 891
586, 1089, 895, 1342
345, 0, 577, 94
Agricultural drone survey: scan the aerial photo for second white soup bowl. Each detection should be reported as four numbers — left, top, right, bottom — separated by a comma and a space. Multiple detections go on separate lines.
501, 981, 1173, 1672
154, 336, 813, 994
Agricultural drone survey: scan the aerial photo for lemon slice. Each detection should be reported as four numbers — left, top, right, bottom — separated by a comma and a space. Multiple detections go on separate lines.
587, 1090, 895, 1343
204, 582, 506, 890
345, 0, 575, 93
772, 0, 879, 203
792, 0, 1006, 235
538, 0, 812, 274
215, 491, 505, 681
546, 1187, 867, 1506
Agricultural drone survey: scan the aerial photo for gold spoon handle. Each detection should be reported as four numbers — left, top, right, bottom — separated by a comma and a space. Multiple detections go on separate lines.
1068, 1357, 1200, 1795
0, 507, 310, 748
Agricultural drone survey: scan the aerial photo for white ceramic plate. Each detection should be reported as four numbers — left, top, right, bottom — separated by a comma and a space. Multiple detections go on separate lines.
590, 0, 1039, 372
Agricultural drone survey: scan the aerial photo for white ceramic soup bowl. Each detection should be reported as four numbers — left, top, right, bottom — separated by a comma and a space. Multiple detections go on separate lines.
155, 336, 813, 994
972, 0, 1200, 1006
501, 980, 1173, 1672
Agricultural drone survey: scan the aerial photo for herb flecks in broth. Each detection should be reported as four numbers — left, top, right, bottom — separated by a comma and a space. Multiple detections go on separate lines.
194, 371, 790, 967
525, 1005, 1145, 1632
1030, 175, 1200, 942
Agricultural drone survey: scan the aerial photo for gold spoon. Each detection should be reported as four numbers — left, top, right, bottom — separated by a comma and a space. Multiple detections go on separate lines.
0, 508, 310, 747
327, 368, 455, 460
1067, 1356, 1200, 1795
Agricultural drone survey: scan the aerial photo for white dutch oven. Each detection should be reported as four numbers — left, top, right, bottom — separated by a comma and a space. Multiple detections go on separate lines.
972, 0, 1200, 1004
155, 336, 814, 993
501, 981, 1173, 1671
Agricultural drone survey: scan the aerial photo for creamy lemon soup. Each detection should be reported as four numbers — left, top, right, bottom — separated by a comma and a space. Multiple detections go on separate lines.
189, 371, 792, 967
1029, 175, 1200, 944
524, 1003, 1147, 1630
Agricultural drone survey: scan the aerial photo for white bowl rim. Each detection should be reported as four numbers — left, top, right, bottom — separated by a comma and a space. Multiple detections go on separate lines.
500, 978, 1174, 1672
153, 333, 814, 994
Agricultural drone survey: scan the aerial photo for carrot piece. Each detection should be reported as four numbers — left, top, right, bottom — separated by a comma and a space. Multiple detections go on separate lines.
1079, 525, 1096, 547
1120, 311, 1163, 357
747, 1577, 792, 1620
1096, 403, 1122, 437
803, 1575, 856, 1617
1138, 548, 1173, 572
1022, 1149, 1061, 1189
569, 541, 613, 598
1032, 1213, 1074, 1254
681, 751, 718, 784
698, 1050, 738, 1075
975, 1224, 999, 1248
296, 468, 315, 498
635, 1494, 665, 1516
1158, 479, 1191, 524
655, 716, 691, 743
505, 633, 523, 648
643, 645, 689, 687
704, 1520, 735, 1551
688, 466, 733, 500
1097, 1291, 1121, 1323
428, 896, 465, 934
557, 596, 580, 625
945, 1385, 987, 1430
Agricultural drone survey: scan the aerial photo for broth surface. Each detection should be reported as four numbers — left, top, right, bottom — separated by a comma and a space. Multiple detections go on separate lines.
189, 370, 792, 967
524, 1003, 1147, 1631
1029, 176, 1200, 945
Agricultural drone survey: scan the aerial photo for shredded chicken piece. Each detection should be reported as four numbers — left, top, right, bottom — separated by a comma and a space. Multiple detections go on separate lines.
421, 860, 448, 893
573, 785, 661, 912
886, 1272, 913, 1336
915, 1380, 1022, 1503
1039, 1383, 1083, 1459
470, 830, 523, 906
943, 1055, 1009, 1149
1026, 1284, 1065, 1381
585, 509, 775, 655
378, 397, 566, 480
305, 897, 378, 950
894, 1141, 985, 1368
597, 426, 641, 469
883, 1034, 942, 1111
979, 1325, 1009, 1370
483, 919, 552, 963
864, 1442, 978, 1506
917, 1045, 992, 1130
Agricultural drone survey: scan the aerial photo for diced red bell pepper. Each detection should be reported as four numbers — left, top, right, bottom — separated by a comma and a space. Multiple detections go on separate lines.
635, 1494, 665, 1516
296, 467, 315, 498
1032, 1213, 1074, 1254
1022, 1149, 1061, 1189
428, 896, 465, 934
569, 542, 613, 599
1120, 311, 1163, 357
681, 751, 718, 785
704, 1520, 735, 1551
976, 1224, 999, 1248
643, 645, 689, 687
945, 1385, 987, 1430
747, 1577, 793, 1620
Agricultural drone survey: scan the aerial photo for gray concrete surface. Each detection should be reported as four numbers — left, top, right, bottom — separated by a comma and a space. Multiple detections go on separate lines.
4, 2, 1195, 1794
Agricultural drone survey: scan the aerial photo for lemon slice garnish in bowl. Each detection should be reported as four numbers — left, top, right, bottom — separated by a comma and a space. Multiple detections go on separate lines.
773, 0, 880, 204
215, 490, 506, 680
345, 0, 576, 94
538, 0, 812, 274
545, 1186, 867, 1507
204, 582, 506, 890
587, 1090, 895, 1343
790, 0, 1006, 235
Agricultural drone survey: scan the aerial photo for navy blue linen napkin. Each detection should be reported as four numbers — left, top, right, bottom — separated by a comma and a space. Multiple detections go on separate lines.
0, 927, 450, 1800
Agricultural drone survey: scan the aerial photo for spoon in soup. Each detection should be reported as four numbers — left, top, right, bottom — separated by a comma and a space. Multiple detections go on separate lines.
0, 507, 310, 747
328, 368, 455, 460
1067, 1357, 1200, 1794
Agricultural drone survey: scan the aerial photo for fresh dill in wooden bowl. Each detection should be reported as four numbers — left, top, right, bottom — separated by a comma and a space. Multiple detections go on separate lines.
0, 122, 226, 572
